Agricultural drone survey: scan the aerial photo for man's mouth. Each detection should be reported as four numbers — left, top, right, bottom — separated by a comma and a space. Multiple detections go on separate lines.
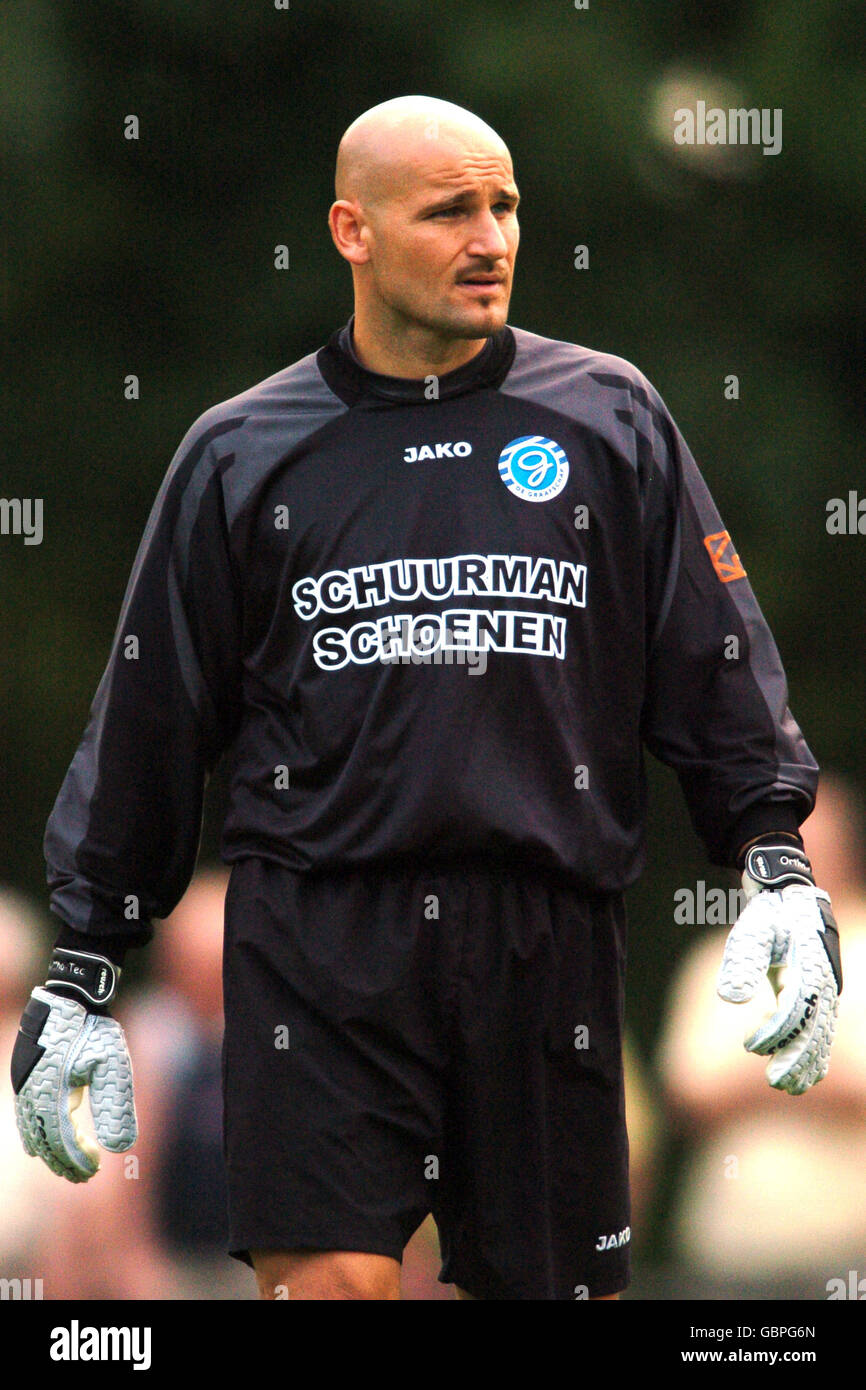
457, 274, 505, 291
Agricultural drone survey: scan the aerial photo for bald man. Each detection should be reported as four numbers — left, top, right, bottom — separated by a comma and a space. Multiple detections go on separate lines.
16, 96, 838, 1302
329, 97, 518, 376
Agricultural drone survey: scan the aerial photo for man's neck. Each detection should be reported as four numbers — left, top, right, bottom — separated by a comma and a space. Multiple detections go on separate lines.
349, 314, 489, 379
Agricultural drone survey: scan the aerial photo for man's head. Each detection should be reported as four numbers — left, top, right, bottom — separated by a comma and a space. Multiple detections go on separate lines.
329, 96, 519, 361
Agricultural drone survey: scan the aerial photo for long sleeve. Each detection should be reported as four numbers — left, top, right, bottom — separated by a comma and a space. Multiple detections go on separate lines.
44, 418, 244, 946
639, 385, 817, 865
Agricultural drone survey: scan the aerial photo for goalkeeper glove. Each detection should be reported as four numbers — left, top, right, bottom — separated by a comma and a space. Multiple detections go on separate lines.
717, 839, 842, 1095
11, 937, 137, 1182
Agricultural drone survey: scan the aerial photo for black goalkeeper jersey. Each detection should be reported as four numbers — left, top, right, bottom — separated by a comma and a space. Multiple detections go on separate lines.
45, 319, 818, 944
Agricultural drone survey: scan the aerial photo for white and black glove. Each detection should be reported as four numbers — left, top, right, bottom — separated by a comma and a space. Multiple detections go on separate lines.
11, 940, 137, 1182
717, 840, 842, 1095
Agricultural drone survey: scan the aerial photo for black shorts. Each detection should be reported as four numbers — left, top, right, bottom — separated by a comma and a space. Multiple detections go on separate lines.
222, 856, 631, 1300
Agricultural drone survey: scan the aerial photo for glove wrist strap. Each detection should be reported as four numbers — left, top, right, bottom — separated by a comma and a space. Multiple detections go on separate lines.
743, 842, 815, 896
45, 948, 120, 1008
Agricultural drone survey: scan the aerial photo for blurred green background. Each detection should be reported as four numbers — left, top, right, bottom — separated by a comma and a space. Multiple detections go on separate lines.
1, 0, 864, 1271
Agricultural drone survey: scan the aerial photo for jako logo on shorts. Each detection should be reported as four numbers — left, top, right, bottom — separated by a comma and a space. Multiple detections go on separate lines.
498, 436, 569, 502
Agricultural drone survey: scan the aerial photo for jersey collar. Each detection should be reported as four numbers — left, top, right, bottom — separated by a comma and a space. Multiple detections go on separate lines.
317, 316, 516, 406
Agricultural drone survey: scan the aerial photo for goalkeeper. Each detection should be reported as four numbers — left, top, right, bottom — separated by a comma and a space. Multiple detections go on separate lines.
11, 95, 840, 1301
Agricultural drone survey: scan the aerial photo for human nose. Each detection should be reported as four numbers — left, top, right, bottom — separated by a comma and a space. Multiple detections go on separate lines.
464, 208, 510, 260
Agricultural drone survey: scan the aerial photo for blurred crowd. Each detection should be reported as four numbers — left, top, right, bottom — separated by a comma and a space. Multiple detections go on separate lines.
1, 771, 863, 1300
648, 770, 866, 1300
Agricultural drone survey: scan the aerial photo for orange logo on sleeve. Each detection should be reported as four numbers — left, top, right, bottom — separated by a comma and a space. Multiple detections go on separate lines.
703, 530, 747, 583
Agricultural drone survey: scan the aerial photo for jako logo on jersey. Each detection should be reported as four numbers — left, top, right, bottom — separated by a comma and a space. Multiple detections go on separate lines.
498, 436, 569, 502
404, 442, 472, 461
595, 1227, 630, 1252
